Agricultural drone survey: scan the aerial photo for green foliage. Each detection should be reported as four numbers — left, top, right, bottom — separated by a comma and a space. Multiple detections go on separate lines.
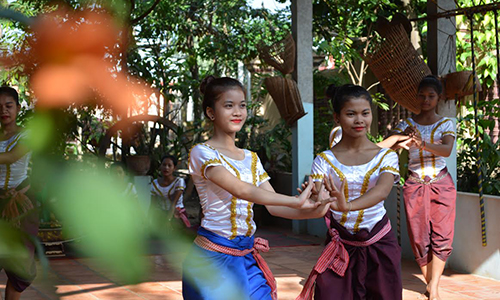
456, 0, 499, 88
457, 99, 500, 195
457, 98, 500, 195
313, 70, 348, 153
127, 0, 290, 121
257, 120, 292, 173
47, 162, 149, 283
312, 0, 403, 85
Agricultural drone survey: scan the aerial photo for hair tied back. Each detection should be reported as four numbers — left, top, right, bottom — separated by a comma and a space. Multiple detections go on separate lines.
200, 75, 217, 95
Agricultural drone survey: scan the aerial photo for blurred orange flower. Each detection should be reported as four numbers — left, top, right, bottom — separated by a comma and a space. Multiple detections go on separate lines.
1, 8, 152, 114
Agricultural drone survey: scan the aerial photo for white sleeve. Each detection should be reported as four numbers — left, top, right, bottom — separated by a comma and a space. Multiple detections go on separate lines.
379, 150, 400, 183
393, 119, 409, 134
440, 118, 456, 139
310, 154, 328, 182
189, 144, 223, 180
175, 178, 186, 191
256, 155, 271, 186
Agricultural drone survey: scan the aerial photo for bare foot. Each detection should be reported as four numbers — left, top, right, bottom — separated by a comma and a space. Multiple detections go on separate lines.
417, 293, 428, 300
427, 282, 441, 300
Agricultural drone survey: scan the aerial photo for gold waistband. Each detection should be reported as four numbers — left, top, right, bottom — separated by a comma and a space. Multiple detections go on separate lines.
408, 172, 448, 185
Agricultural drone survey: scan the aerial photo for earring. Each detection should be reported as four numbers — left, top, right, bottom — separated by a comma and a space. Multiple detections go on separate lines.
210, 116, 215, 121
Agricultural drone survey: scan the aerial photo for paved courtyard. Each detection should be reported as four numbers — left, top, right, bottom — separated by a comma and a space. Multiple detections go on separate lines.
1, 229, 499, 299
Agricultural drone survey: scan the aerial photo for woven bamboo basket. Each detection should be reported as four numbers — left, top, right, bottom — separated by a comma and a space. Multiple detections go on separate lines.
264, 76, 306, 126
443, 71, 482, 100
364, 24, 431, 114
258, 34, 296, 75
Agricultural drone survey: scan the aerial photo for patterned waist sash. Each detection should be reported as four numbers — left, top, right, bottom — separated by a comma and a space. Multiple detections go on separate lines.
194, 235, 277, 300
295, 219, 392, 300
0, 183, 32, 228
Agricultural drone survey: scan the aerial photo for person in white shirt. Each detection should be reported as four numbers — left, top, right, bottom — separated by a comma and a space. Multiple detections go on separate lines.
0, 86, 37, 300
183, 75, 333, 300
296, 84, 402, 300
151, 155, 189, 228
379, 75, 456, 300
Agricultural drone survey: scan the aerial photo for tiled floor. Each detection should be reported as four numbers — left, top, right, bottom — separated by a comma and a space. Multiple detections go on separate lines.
1, 233, 499, 299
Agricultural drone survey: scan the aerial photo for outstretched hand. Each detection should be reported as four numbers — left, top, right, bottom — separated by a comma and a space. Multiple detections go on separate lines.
323, 174, 349, 212
295, 177, 335, 209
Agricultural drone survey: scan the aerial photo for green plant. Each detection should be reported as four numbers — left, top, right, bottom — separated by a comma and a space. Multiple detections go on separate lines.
252, 120, 292, 173
457, 98, 500, 195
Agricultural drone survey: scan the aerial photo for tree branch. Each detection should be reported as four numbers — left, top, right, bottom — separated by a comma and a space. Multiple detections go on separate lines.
131, 0, 161, 24
346, 61, 360, 84
367, 81, 380, 92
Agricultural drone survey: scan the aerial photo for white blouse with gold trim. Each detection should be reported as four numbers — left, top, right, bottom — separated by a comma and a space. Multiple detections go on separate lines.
151, 177, 186, 210
394, 117, 456, 180
311, 148, 400, 234
189, 143, 270, 239
0, 131, 31, 190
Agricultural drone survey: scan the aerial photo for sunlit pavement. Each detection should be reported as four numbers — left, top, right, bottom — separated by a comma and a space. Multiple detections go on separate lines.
1, 230, 499, 299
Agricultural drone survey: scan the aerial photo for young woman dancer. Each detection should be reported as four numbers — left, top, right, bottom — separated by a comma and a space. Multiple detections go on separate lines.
183, 76, 332, 300
151, 155, 190, 228
325, 84, 411, 150
297, 84, 403, 300
382, 75, 456, 300
0, 86, 37, 300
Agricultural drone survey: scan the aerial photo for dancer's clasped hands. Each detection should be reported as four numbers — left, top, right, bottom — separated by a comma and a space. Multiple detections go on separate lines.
295, 177, 336, 209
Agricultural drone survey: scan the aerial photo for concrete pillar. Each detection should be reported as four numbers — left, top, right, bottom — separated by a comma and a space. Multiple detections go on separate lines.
427, 0, 457, 184
291, 0, 321, 235
134, 175, 152, 216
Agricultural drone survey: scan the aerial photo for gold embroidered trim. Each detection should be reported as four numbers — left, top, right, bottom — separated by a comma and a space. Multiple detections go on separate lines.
353, 210, 365, 233
259, 172, 270, 182
442, 131, 456, 136
3, 133, 22, 190
379, 166, 399, 174
319, 152, 350, 225
310, 173, 324, 180
247, 153, 258, 234
245, 152, 259, 236
353, 149, 396, 233
430, 119, 452, 177
406, 119, 425, 180
6, 133, 22, 151
220, 155, 241, 239
168, 178, 179, 199
251, 152, 258, 186
200, 158, 222, 179
152, 180, 164, 197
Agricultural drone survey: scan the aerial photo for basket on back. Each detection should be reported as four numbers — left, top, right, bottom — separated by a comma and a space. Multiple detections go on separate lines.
363, 24, 431, 114
259, 34, 306, 126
